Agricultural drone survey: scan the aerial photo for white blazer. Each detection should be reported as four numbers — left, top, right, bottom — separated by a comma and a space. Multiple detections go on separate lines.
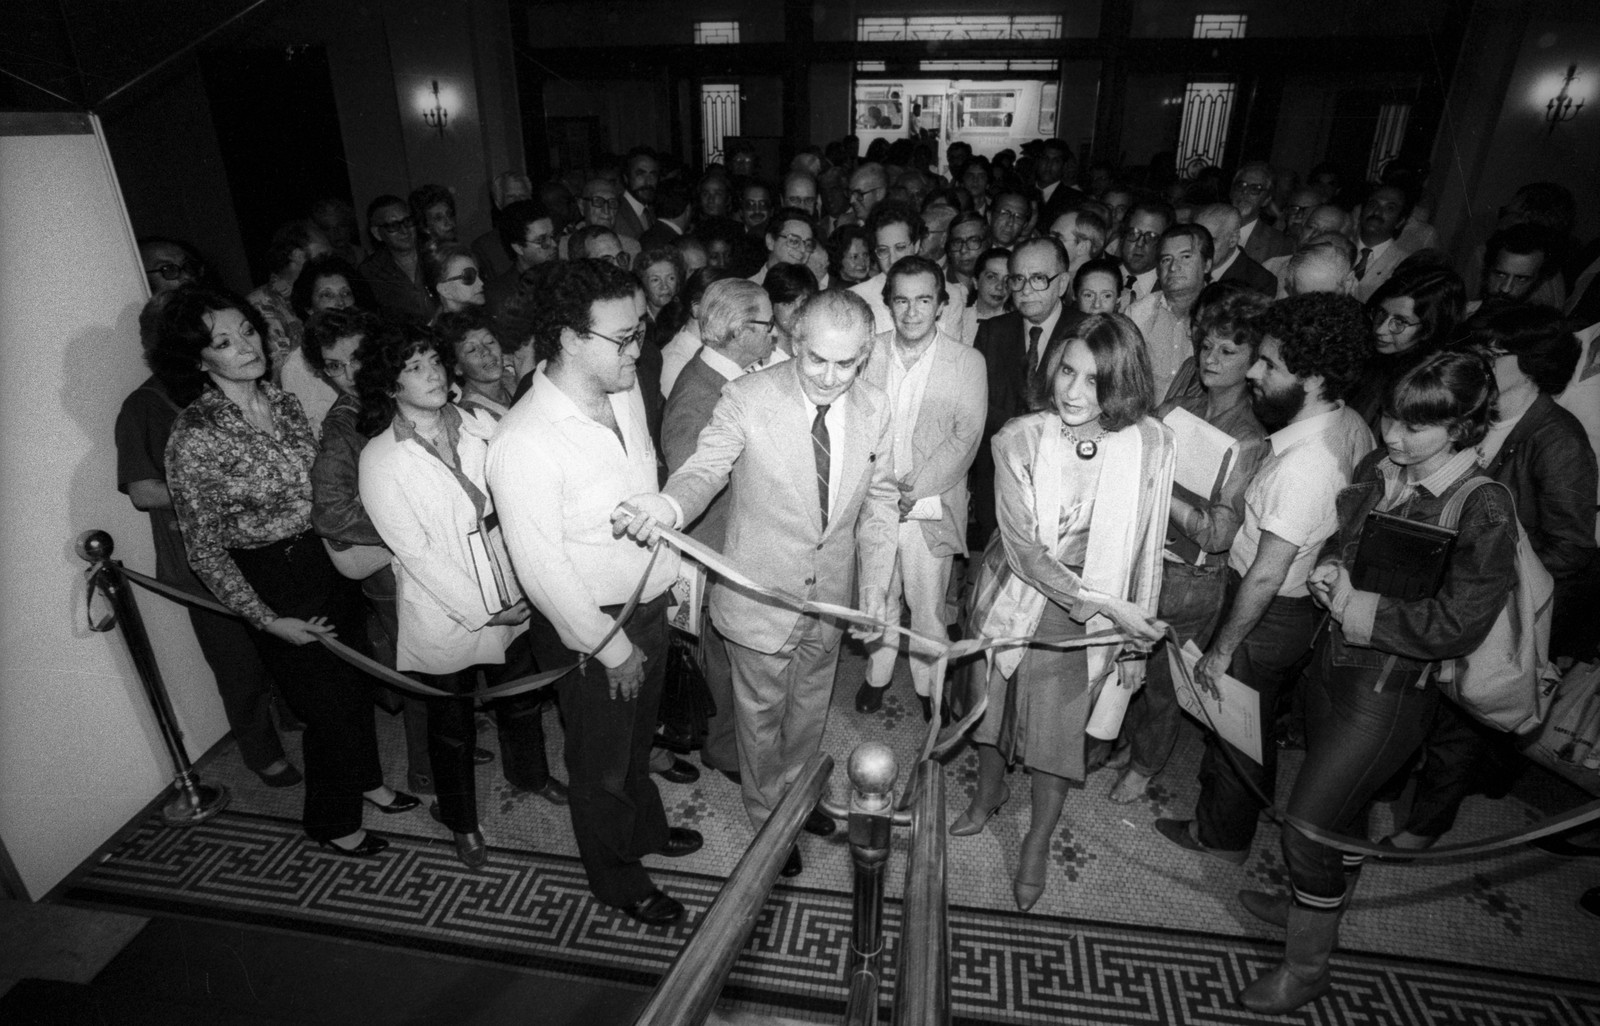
359, 408, 522, 674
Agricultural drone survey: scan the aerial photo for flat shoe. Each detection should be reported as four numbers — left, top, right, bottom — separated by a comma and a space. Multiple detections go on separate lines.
257, 763, 302, 788
620, 888, 685, 927
658, 827, 704, 858
654, 756, 700, 784
311, 832, 388, 857
472, 746, 494, 765
529, 779, 570, 805
949, 787, 1010, 836
779, 845, 802, 878
364, 790, 422, 814
854, 680, 885, 714
803, 808, 837, 837
452, 829, 488, 868
1153, 818, 1248, 866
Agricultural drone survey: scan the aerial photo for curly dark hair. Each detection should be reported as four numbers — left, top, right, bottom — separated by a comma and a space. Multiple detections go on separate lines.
1255, 293, 1371, 403
526, 259, 640, 364
290, 255, 370, 320
1027, 312, 1155, 431
825, 223, 872, 281
303, 307, 379, 374
353, 320, 442, 437
1460, 300, 1581, 395
1384, 348, 1497, 449
146, 285, 271, 406
1190, 281, 1272, 360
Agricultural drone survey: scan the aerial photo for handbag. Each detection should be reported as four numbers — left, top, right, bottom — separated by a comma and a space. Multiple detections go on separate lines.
1519, 660, 1600, 796
655, 629, 712, 753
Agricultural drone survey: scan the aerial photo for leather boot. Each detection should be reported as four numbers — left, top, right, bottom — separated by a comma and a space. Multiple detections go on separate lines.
1238, 905, 1340, 1013
1240, 866, 1361, 929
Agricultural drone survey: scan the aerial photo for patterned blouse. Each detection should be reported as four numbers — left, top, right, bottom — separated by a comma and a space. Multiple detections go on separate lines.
166, 384, 318, 627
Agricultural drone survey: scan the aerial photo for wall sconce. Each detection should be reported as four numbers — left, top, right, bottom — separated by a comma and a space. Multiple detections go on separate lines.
423, 79, 449, 136
1546, 65, 1584, 134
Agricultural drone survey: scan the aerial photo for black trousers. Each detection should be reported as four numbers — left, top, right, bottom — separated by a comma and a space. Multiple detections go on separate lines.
413, 633, 551, 834
555, 594, 671, 907
230, 534, 382, 842
186, 603, 284, 772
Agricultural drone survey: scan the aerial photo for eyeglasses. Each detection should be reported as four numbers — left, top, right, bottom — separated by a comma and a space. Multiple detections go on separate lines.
949, 236, 986, 252
586, 324, 647, 353
1005, 271, 1063, 292
993, 208, 1027, 223
1233, 182, 1269, 195
849, 187, 884, 201
583, 196, 619, 211
145, 259, 203, 281
776, 233, 815, 251
375, 217, 414, 233
524, 233, 557, 250
1125, 229, 1161, 244
1373, 310, 1420, 332
746, 318, 775, 332
440, 267, 480, 287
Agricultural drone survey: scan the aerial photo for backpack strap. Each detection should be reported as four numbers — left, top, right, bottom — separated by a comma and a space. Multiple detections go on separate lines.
1438, 474, 1494, 531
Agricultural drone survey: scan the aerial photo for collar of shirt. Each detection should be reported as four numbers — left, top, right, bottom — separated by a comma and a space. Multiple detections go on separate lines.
624, 190, 649, 221
1267, 403, 1347, 456
1132, 266, 1158, 295
1376, 447, 1482, 506
392, 400, 462, 449
1211, 248, 1240, 280
1364, 236, 1396, 261
1040, 180, 1058, 204
528, 368, 642, 438
699, 344, 747, 381
1024, 303, 1065, 354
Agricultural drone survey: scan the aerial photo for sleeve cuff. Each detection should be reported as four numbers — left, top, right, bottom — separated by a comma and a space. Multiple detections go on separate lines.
660, 493, 685, 530
1341, 589, 1381, 647
594, 633, 634, 669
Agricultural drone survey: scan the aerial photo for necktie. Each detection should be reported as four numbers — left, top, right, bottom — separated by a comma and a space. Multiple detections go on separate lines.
1125, 273, 1137, 292
1028, 325, 1045, 371
1354, 247, 1372, 281
812, 404, 831, 531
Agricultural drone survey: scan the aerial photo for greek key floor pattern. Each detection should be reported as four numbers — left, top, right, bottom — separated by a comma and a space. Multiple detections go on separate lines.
65, 809, 1600, 1025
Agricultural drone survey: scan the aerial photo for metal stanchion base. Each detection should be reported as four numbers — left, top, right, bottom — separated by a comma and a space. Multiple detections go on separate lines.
161, 783, 230, 826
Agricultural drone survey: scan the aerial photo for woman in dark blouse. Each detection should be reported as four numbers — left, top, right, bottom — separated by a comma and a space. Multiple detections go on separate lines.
155, 285, 414, 856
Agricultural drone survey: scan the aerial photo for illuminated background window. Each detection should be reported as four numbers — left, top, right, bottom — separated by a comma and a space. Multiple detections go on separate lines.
1367, 103, 1412, 181
858, 15, 1063, 42
1192, 14, 1248, 39
694, 21, 740, 45
919, 59, 1060, 72
700, 84, 740, 166
1177, 81, 1237, 177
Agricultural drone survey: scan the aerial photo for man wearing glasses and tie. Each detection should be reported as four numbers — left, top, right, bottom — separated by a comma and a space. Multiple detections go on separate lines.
970, 237, 1074, 549
358, 194, 433, 323
488, 259, 702, 928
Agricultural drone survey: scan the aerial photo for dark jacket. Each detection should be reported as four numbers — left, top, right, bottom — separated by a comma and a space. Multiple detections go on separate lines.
358, 249, 434, 325
1317, 450, 1519, 685
1482, 393, 1598, 580
310, 393, 384, 548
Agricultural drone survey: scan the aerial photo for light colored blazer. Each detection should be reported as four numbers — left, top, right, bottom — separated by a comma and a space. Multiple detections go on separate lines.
862, 330, 987, 557
1352, 239, 1416, 303
663, 359, 900, 654
360, 409, 521, 675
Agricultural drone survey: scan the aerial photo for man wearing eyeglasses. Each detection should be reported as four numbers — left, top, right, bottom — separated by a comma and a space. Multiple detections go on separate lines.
614, 290, 899, 881
846, 162, 888, 226
485, 199, 557, 317
559, 178, 642, 262
1232, 162, 1295, 266
970, 237, 1074, 548
1195, 203, 1279, 297
750, 207, 827, 289
487, 259, 698, 928
358, 194, 433, 324
849, 202, 970, 343
1118, 200, 1174, 308
988, 190, 1034, 248
139, 238, 204, 296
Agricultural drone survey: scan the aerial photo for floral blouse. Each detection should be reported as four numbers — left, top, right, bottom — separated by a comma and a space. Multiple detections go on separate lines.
166, 384, 318, 627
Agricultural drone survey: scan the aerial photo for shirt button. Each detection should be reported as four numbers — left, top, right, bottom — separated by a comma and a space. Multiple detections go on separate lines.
804, 577, 814, 585
816, 543, 824, 551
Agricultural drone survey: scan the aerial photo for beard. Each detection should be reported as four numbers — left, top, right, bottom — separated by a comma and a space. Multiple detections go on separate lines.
1251, 378, 1307, 430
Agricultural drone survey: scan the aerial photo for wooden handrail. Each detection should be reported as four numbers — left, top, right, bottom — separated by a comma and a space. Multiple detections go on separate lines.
631, 751, 834, 1026
892, 759, 949, 1026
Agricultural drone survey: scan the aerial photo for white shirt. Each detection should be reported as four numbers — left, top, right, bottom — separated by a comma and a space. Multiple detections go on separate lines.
1229, 404, 1375, 596
1128, 291, 1192, 399
885, 333, 938, 473
1556, 322, 1600, 542
1126, 267, 1159, 305
279, 348, 338, 440
1040, 180, 1059, 205
486, 371, 680, 667
697, 344, 748, 382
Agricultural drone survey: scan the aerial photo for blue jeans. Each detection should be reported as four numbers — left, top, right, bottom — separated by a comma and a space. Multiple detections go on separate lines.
1195, 574, 1319, 853
1282, 635, 1440, 902
1124, 560, 1228, 776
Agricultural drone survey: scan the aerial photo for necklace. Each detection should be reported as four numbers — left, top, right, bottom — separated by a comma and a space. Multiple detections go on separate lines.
1063, 423, 1107, 460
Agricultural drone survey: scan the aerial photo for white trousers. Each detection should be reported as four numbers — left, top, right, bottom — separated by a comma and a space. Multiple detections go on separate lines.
865, 521, 953, 696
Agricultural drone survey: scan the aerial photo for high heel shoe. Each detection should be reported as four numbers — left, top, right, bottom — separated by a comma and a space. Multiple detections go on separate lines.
311, 831, 389, 857
363, 789, 421, 814
1013, 832, 1050, 911
949, 787, 1011, 836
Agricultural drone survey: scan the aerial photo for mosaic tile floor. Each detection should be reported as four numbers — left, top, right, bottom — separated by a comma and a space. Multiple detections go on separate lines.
64, 646, 1600, 1024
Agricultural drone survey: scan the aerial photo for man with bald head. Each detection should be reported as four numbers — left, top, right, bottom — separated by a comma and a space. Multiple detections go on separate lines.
1231, 161, 1294, 264
1285, 240, 1357, 297
1264, 204, 1353, 291
783, 171, 820, 220
1196, 203, 1277, 295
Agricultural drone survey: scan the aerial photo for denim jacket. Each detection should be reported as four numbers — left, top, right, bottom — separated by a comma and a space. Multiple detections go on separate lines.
1316, 448, 1519, 687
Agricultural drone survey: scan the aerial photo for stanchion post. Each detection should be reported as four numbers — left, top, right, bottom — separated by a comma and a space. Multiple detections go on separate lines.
78, 530, 229, 826
842, 740, 898, 1026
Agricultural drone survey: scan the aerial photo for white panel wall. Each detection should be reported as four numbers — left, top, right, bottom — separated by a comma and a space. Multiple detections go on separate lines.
0, 113, 228, 899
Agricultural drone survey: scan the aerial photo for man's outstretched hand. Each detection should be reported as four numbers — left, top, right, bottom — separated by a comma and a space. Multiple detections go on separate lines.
612, 494, 677, 544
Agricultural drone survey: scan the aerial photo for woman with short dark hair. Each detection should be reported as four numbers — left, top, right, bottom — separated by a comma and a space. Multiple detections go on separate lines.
1236, 349, 1518, 1013
156, 286, 410, 857
953, 312, 1175, 912
423, 244, 484, 317
436, 308, 515, 420
1348, 266, 1466, 431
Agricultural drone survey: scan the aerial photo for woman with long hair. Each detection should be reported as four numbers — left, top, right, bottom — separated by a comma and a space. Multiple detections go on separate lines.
155, 286, 409, 856
952, 313, 1174, 911
1347, 265, 1466, 431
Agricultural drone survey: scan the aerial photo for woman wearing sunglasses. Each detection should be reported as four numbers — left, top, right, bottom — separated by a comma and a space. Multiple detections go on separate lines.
424, 244, 486, 318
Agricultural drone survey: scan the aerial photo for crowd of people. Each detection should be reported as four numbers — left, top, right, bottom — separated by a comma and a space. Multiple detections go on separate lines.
117, 134, 1600, 1013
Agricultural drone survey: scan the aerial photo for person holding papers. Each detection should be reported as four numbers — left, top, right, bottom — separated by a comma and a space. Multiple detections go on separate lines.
952, 313, 1172, 912
1109, 284, 1270, 803
1232, 350, 1516, 1014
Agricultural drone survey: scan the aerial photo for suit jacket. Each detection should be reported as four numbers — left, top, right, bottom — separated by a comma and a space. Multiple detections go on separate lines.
661, 349, 735, 549
639, 220, 683, 253
1035, 181, 1087, 228
358, 249, 433, 324
1241, 219, 1294, 265
663, 360, 900, 654
1218, 250, 1279, 296
1352, 238, 1416, 303
613, 193, 651, 241
861, 331, 988, 557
